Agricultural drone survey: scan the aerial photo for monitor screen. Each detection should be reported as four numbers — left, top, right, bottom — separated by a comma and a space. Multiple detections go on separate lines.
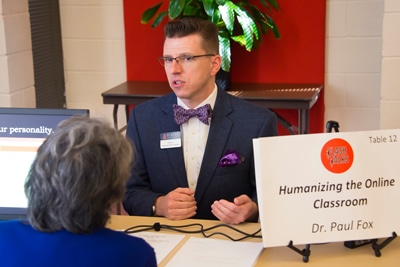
0, 107, 89, 220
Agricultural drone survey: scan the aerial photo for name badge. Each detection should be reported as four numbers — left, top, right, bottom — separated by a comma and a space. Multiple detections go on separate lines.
160, 131, 181, 149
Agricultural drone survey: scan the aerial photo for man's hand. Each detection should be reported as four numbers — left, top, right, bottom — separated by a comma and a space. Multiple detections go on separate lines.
211, 194, 258, 224
154, 187, 197, 220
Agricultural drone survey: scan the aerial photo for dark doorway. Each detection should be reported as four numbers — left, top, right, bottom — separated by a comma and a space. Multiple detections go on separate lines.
28, 0, 65, 108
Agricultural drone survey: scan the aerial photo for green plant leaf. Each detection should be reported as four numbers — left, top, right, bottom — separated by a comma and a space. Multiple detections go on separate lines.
229, 1, 259, 50
218, 35, 231, 72
202, 0, 215, 17
218, 2, 235, 33
266, 16, 280, 38
151, 11, 168, 28
231, 35, 246, 47
183, 1, 205, 18
141, 0, 280, 73
249, 6, 266, 32
262, 0, 279, 11
210, 8, 221, 24
250, 6, 271, 35
141, 2, 163, 24
169, 0, 186, 19
183, 5, 197, 16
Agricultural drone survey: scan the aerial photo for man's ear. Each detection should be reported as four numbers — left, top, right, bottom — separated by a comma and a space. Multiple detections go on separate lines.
210, 55, 222, 76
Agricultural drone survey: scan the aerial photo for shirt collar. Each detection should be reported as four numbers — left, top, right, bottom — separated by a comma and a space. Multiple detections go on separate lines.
177, 85, 217, 110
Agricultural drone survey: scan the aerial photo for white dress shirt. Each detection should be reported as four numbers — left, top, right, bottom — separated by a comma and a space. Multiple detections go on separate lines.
177, 86, 217, 190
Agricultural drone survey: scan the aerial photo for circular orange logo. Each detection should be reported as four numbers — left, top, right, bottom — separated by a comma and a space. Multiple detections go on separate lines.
321, 138, 354, 173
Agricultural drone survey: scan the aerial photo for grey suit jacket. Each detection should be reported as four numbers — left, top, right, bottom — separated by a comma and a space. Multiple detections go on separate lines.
123, 88, 277, 220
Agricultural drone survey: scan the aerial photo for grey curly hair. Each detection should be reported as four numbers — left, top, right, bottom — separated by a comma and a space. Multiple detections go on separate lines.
25, 116, 133, 233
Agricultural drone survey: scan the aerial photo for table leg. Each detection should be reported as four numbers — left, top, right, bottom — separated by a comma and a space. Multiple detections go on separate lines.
125, 104, 130, 124
112, 104, 119, 130
112, 104, 121, 215
299, 109, 309, 134
272, 111, 298, 135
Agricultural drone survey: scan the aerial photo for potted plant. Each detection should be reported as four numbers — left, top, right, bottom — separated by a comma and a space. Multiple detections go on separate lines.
141, 0, 280, 82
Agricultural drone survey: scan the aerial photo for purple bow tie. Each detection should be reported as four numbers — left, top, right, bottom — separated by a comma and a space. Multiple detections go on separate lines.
173, 104, 213, 125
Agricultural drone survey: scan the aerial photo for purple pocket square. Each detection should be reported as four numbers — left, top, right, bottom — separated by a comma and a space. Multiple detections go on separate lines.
218, 150, 244, 167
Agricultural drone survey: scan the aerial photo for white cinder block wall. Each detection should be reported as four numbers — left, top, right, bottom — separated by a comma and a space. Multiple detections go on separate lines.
0, 0, 35, 107
325, 0, 384, 132
380, 0, 400, 129
1, 0, 399, 131
59, 0, 127, 124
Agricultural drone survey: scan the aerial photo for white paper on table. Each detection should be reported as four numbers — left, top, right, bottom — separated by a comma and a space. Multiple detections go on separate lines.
165, 237, 263, 267
129, 232, 185, 264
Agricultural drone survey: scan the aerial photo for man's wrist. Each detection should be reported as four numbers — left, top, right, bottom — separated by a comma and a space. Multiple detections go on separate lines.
152, 196, 161, 216
248, 201, 259, 222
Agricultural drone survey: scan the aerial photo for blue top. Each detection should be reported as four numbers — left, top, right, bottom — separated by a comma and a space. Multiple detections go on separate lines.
0, 220, 157, 267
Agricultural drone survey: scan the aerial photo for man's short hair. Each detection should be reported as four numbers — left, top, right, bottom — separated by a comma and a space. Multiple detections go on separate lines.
164, 17, 219, 54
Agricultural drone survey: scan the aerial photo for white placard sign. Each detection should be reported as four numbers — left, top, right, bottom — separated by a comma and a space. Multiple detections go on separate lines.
253, 129, 400, 248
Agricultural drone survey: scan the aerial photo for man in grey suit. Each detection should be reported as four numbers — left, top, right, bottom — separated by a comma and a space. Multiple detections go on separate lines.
123, 17, 277, 224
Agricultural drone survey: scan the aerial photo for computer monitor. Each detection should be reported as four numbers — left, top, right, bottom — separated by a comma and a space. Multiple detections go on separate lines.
0, 107, 89, 220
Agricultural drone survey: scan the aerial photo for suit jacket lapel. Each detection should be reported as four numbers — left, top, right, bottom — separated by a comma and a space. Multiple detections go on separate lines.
195, 90, 233, 202
160, 94, 188, 187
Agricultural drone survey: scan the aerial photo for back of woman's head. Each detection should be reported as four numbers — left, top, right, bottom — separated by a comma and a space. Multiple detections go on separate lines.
25, 116, 133, 233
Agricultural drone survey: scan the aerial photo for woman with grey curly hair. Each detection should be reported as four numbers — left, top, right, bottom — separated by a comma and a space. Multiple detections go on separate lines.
0, 116, 156, 267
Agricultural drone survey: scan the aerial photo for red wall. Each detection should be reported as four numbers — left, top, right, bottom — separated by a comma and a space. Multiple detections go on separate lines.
123, 0, 326, 134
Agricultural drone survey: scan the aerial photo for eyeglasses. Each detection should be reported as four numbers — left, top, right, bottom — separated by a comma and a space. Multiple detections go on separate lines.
158, 54, 215, 66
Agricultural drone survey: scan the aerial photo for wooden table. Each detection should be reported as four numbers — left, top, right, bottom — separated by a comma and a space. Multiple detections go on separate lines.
107, 215, 400, 267
101, 81, 322, 134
